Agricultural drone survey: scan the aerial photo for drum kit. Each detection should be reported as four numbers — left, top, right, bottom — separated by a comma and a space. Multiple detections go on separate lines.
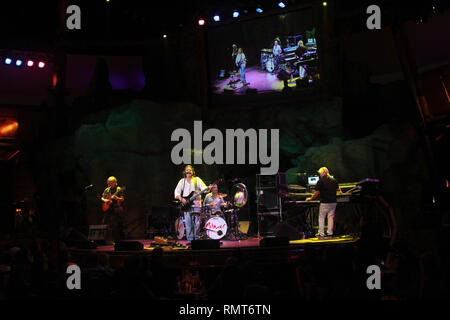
260, 49, 283, 73
175, 182, 248, 241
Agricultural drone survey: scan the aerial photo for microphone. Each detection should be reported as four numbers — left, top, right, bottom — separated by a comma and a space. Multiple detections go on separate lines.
84, 184, 94, 190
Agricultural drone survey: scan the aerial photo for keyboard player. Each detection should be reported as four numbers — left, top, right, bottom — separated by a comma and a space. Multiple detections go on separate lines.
295, 40, 308, 79
306, 167, 342, 239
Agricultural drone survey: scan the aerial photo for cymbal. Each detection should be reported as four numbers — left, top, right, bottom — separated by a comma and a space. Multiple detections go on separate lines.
217, 193, 228, 198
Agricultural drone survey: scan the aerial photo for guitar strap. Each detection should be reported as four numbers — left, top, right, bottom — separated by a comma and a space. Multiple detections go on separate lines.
180, 177, 196, 196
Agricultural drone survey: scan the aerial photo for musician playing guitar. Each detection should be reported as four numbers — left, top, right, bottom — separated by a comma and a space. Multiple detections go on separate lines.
174, 165, 213, 242
101, 176, 125, 243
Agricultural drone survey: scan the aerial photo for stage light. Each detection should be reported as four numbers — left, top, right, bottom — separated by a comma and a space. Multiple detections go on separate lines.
278, 2, 286, 8
198, 19, 205, 26
162, 34, 167, 39
233, 11, 239, 18
0, 119, 19, 136
15, 59, 23, 66
27, 60, 34, 67
322, 2, 327, 6
256, 8, 263, 13
52, 73, 58, 88
4, 58, 12, 65
213, 15, 220, 22
38, 61, 45, 68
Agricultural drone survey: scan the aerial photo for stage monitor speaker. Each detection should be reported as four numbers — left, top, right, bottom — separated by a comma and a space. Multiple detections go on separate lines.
191, 239, 220, 250
277, 69, 291, 81
274, 222, 302, 240
62, 227, 97, 249
72, 240, 98, 249
114, 241, 144, 251
259, 236, 289, 247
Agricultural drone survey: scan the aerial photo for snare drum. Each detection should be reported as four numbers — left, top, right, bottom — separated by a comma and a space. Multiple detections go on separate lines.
204, 216, 228, 240
203, 206, 213, 216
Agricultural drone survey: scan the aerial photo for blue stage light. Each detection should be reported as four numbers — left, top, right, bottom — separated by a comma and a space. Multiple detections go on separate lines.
4, 58, 12, 65
15, 59, 23, 66
213, 15, 220, 22
233, 11, 239, 18
256, 8, 263, 13
278, 2, 286, 8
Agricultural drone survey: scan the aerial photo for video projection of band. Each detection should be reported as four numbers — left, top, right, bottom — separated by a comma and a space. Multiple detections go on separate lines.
207, 8, 318, 98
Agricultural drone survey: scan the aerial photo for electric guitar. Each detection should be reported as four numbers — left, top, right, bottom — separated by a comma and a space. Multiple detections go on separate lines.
180, 179, 222, 211
102, 186, 126, 212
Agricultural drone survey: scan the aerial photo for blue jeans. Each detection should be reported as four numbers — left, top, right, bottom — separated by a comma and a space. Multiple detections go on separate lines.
240, 64, 246, 83
184, 207, 201, 241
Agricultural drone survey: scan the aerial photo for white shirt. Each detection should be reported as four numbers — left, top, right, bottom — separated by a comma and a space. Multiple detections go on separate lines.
236, 53, 246, 67
273, 44, 282, 56
174, 177, 207, 208
204, 193, 225, 212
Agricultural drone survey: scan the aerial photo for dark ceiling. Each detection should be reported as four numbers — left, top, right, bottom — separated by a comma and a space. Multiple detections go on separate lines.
0, 0, 448, 52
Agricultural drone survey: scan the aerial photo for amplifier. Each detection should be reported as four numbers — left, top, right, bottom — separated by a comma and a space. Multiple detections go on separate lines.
88, 225, 108, 241
256, 173, 286, 189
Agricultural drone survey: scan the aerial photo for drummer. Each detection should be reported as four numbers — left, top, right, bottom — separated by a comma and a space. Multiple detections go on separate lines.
203, 185, 227, 214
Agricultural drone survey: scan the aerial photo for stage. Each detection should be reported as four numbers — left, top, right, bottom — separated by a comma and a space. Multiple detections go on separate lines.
211, 66, 303, 95
67, 235, 359, 269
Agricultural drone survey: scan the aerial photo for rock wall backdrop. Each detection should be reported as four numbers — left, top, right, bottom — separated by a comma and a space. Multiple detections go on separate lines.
33, 93, 432, 241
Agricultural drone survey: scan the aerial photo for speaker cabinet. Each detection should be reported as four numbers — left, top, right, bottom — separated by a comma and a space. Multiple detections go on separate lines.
257, 213, 281, 237
114, 241, 144, 251
191, 239, 220, 250
256, 173, 285, 213
88, 225, 108, 241
256, 173, 286, 189
274, 222, 302, 240
257, 189, 281, 212
259, 236, 290, 247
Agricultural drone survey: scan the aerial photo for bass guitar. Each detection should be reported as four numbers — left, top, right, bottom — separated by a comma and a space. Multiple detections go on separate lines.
180, 179, 222, 211
102, 186, 126, 212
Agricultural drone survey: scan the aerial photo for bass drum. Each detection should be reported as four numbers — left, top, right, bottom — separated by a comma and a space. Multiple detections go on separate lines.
175, 217, 185, 240
266, 58, 275, 72
204, 216, 227, 240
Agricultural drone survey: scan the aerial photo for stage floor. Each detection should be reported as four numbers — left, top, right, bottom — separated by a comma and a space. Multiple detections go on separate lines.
82, 235, 358, 253
68, 235, 359, 269
211, 66, 297, 95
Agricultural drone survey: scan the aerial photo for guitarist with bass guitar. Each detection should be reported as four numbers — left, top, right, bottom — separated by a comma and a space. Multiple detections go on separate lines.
101, 176, 125, 243
174, 165, 216, 242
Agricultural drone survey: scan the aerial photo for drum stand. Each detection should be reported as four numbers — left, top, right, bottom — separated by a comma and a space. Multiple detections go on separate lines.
227, 70, 240, 89
226, 207, 247, 240
198, 211, 209, 240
